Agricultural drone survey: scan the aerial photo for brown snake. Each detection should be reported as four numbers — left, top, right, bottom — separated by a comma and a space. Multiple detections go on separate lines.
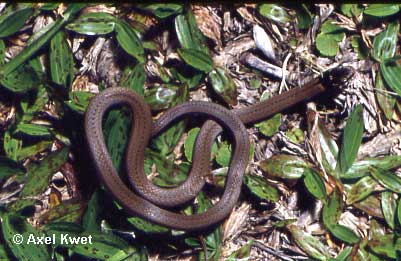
84, 77, 327, 231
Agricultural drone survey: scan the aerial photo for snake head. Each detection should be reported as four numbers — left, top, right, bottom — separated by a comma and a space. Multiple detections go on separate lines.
322, 66, 355, 88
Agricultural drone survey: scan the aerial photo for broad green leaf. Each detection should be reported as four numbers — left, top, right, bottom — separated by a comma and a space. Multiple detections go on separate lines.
175, 11, 208, 53
353, 195, 384, 218
316, 33, 342, 57
216, 142, 231, 167
381, 191, 397, 229
367, 234, 400, 259
178, 48, 213, 73
364, 4, 400, 17
260, 154, 309, 179
16, 140, 53, 161
346, 176, 380, 204
2, 213, 50, 261
294, 4, 312, 29
316, 121, 339, 174
104, 109, 130, 173
0, 4, 34, 38
350, 35, 369, 59
66, 12, 116, 35
82, 190, 102, 232
328, 224, 360, 244
320, 19, 343, 34
372, 22, 399, 62
0, 157, 25, 181
38, 202, 85, 224
184, 127, 218, 163
334, 246, 353, 261
398, 198, 401, 227
40, 3, 60, 11
0, 243, 11, 260
258, 4, 290, 24
20, 147, 69, 197
50, 31, 74, 87
338, 105, 364, 174
20, 85, 49, 122
380, 59, 401, 97
208, 67, 238, 105
369, 219, 386, 238
342, 155, 401, 179
137, 4, 183, 19
0, 63, 39, 93
255, 113, 281, 137
375, 71, 396, 120
285, 127, 304, 144
316, 33, 341, 57
323, 190, 342, 227
244, 174, 279, 202
287, 225, 331, 260
127, 216, 169, 233
369, 167, 401, 193
303, 168, 327, 203
0, 39, 5, 65
340, 4, 362, 17
119, 63, 146, 96
14, 123, 52, 138
1, 4, 84, 76
3, 131, 22, 161
65, 91, 94, 114
115, 20, 145, 63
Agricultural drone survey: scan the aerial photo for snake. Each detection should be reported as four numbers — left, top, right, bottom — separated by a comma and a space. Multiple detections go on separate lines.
84, 77, 328, 231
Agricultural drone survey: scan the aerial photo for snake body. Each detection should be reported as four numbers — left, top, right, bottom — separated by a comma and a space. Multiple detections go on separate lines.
84, 78, 327, 230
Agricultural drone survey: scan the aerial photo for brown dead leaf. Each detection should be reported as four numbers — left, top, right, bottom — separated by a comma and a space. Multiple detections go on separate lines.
192, 5, 223, 48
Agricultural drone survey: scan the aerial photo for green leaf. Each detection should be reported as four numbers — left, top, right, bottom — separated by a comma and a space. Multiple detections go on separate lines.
1, 4, 84, 76
340, 4, 362, 17
372, 22, 399, 62
127, 216, 169, 233
303, 168, 327, 203
0, 63, 39, 93
353, 195, 384, 219
294, 4, 312, 30
328, 224, 360, 244
243, 174, 279, 202
287, 225, 331, 260
260, 154, 309, 179
50, 31, 74, 87
258, 4, 290, 24
16, 141, 53, 162
14, 123, 52, 138
338, 105, 364, 174
375, 71, 396, 120
0, 4, 34, 38
369, 167, 401, 193
364, 4, 400, 17
367, 234, 400, 259
82, 190, 102, 232
342, 155, 401, 179
255, 113, 281, 137
381, 191, 397, 230
320, 19, 343, 34
137, 4, 183, 19
0, 157, 25, 181
316, 33, 341, 57
40, 3, 60, 11
0, 39, 5, 65
216, 142, 231, 167
346, 176, 379, 204
335, 246, 353, 261
20, 85, 49, 122
380, 60, 401, 97
175, 11, 208, 53
66, 12, 116, 35
3, 131, 22, 161
178, 48, 213, 73
397, 198, 401, 227
20, 147, 69, 197
38, 202, 85, 224
2, 213, 50, 261
119, 63, 146, 96
316, 121, 339, 174
65, 91, 94, 114
115, 20, 145, 63
323, 190, 342, 227
208, 67, 238, 105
